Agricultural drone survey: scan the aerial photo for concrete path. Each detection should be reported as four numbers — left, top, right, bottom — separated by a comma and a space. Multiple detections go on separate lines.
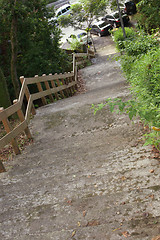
0, 36, 160, 240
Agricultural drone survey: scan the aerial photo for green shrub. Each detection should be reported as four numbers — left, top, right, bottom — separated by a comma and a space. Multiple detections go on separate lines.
124, 33, 159, 56
119, 40, 160, 126
68, 37, 82, 51
46, 0, 57, 4
93, 29, 160, 149
112, 27, 136, 51
129, 48, 160, 104
136, 0, 160, 33
119, 31, 159, 76
119, 45, 160, 148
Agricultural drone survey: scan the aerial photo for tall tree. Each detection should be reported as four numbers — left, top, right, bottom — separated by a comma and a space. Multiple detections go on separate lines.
0, 0, 21, 98
10, 0, 20, 98
0, 67, 11, 108
59, 0, 108, 48
0, 0, 71, 101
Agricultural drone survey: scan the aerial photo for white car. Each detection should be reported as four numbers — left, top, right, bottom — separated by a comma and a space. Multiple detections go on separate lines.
67, 32, 92, 45
48, 4, 71, 26
55, 4, 71, 19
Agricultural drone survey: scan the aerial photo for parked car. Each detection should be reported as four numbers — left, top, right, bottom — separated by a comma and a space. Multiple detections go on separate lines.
55, 4, 71, 19
90, 21, 113, 37
48, 4, 71, 25
67, 32, 92, 45
124, 1, 137, 15
102, 11, 130, 28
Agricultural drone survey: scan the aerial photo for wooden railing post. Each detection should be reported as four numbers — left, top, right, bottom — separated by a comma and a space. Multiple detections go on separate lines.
61, 73, 69, 97
87, 48, 90, 60
35, 75, 47, 105
42, 74, 54, 103
13, 99, 32, 140
73, 53, 76, 73
68, 72, 75, 95
59, 73, 65, 98
49, 74, 59, 100
75, 63, 78, 82
20, 76, 36, 115
0, 160, 6, 173
55, 73, 65, 99
0, 107, 20, 155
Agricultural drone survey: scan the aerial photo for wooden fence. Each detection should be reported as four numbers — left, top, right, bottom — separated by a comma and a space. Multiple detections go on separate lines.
0, 51, 95, 172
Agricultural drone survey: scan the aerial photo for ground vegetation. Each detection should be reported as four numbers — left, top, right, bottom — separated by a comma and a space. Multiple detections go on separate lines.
136, 0, 160, 33
93, 26, 160, 149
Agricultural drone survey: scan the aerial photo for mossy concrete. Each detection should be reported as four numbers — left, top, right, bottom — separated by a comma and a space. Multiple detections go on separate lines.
0, 36, 160, 240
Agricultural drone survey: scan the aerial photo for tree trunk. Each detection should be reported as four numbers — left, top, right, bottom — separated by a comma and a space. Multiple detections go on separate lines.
10, 5, 20, 99
0, 67, 11, 108
90, 33, 96, 53
116, 0, 126, 38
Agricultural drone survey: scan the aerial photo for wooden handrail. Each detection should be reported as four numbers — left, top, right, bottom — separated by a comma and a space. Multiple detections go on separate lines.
20, 76, 36, 115
26, 72, 74, 84
0, 121, 28, 149
0, 101, 21, 121
0, 51, 95, 168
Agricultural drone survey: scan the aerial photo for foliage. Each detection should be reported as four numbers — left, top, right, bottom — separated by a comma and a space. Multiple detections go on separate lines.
46, 0, 57, 4
58, 0, 107, 53
136, 0, 160, 33
92, 27, 160, 148
116, 31, 159, 76
0, 0, 72, 100
124, 32, 159, 56
0, 67, 11, 108
16, 1, 72, 77
110, 0, 124, 11
58, 0, 108, 32
128, 48, 160, 126
111, 27, 136, 51
67, 36, 82, 51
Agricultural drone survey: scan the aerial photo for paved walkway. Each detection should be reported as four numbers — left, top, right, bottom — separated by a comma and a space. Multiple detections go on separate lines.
0, 36, 160, 240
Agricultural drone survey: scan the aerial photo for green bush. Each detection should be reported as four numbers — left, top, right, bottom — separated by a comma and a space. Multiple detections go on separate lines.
124, 33, 159, 56
119, 32, 160, 126
136, 0, 160, 33
117, 34, 160, 148
67, 36, 82, 51
46, 0, 57, 4
119, 31, 159, 75
93, 28, 160, 148
112, 27, 136, 51
129, 48, 160, 107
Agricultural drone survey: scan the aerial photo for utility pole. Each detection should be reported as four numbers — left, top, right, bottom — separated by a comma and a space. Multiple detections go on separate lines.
116, 0, 126, 38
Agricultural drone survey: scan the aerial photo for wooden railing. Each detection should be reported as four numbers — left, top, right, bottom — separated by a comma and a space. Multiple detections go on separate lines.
0, 51, 95, 171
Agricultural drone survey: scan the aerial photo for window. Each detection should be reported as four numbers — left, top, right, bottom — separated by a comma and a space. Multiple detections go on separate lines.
113, 13, 119, 18
66, 6, 70, 10
78, 33, 86, 38
99, 22, 107, 28
70, 34, 76, 39
108, 15, 114, 19
62, 8, 67, 13
57, 11, 61, 16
